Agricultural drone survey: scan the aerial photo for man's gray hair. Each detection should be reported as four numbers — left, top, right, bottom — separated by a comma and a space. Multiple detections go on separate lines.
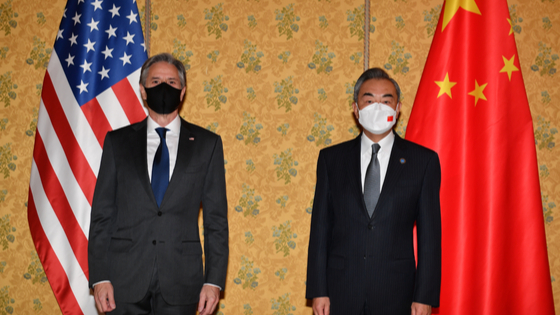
353, 67, 401, 104
140, 53, 186, 88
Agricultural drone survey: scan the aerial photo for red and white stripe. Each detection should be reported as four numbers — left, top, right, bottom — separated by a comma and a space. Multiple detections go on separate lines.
28, 50, 146, 314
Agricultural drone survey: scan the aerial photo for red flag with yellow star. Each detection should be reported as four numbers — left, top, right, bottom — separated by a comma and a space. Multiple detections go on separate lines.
407, 0, 554, 313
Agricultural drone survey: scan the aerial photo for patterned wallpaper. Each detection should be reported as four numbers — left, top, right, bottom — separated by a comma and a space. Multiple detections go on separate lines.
0, 0, 559, 314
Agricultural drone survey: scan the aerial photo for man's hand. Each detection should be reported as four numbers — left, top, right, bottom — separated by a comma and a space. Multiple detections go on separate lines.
93, 282, 116, 313
312, 297, 330, 315
198, 285, 220, 315
411, 302, 432, 315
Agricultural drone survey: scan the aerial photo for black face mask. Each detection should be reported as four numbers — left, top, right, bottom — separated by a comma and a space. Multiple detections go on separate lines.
144, 82, 183, 114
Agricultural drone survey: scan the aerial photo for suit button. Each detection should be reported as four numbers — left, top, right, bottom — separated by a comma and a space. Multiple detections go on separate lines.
152, 240, 156, 245
368, 224, 374, 230
158, 211, 162, 216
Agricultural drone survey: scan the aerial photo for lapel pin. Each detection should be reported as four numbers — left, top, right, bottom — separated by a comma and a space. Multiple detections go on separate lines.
189, 137, 195, 141
400, 158, 406, 164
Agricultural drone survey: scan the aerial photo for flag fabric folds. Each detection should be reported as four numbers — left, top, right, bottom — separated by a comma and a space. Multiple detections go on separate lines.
407, 0, 554, 313
28, 0, 147, 313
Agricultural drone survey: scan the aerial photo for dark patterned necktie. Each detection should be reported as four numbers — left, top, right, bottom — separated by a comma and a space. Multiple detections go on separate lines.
151, 127, 169, 207
364, 143, 381, 217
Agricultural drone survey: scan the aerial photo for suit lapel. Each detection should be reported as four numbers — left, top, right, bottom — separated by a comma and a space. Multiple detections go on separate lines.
160, 118, 196, 207
349, 135, 372, 220
130, 119, 156, 206
372, 133, 407, 221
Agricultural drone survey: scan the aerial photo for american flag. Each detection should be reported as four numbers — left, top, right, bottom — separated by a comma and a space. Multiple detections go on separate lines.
27, 0, 147, 313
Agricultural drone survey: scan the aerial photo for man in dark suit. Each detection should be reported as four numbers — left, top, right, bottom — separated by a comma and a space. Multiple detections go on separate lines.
306, 68, 441, 315
88, 53, 228, 315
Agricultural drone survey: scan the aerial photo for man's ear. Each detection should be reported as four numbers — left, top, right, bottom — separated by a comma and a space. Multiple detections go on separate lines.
395, 102, 401, 119
352, 102, 360, 120
139, 84, 147, 101
180, 86, 186, 101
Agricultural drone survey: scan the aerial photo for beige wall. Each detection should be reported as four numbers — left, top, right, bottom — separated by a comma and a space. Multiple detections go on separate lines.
1, 0, 559, 313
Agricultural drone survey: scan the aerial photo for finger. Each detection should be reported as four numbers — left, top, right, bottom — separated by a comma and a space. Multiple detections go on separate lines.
313, 303, 325, 315
102, 293, 112, 312
198, 293, 207, 314
324, 303, 330, 315
94, 294, 103, 313
209, 298, 218, 313
201, 295, 218, 315
107, 289, 116, 311
95, 290, 108, 312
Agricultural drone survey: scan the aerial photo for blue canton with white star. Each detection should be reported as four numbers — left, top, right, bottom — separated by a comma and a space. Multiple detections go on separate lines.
54, 0, 147, 106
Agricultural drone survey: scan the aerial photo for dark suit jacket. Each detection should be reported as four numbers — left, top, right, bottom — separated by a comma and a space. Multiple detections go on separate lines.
88, 117, 228, 305
306, 132, 441, 314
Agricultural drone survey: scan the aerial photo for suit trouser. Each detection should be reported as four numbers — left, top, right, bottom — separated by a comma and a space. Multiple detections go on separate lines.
108, 262, 197, 315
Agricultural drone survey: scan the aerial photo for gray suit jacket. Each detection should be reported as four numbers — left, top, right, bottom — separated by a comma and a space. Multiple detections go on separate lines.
306, 132, 441, 314
88, 117, 228, 305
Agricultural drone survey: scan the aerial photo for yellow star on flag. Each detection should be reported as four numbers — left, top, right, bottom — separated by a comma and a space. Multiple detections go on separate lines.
435, 73, 457, 98
442, 0, 482, 31
500, 55, 519, 81
507, 18, 513, 35
468, 80, 488, 106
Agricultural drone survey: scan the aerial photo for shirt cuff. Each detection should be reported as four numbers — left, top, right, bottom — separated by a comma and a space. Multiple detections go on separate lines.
92, 280, 111, 288
203, 283, 222, 291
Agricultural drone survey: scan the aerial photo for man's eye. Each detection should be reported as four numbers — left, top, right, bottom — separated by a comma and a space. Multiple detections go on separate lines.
152, 80, 160, 84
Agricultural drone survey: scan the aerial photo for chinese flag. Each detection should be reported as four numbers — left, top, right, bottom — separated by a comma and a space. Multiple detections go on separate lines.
407, 0, 555, 314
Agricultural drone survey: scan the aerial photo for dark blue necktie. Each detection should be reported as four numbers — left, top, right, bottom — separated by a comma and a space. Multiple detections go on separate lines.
151, 128, 169, 207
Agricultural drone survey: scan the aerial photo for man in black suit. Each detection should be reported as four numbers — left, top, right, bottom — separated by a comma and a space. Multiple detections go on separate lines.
88, 53, 228, 315
306, 68, 441, 315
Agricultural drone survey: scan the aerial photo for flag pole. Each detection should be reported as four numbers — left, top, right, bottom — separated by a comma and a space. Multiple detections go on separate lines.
363, 0, 370, 71
145, 0, 151, 56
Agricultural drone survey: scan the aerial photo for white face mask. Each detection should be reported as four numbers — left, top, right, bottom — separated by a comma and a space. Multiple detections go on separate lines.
358, 103, 398, 135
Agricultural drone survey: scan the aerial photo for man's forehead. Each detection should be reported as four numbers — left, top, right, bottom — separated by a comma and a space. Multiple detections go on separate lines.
148, 62, 179, 77
360, 79, 396, 97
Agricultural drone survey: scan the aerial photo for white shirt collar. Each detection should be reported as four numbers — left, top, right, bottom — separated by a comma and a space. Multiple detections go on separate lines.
360, 131, 395, 154
147, 114, 181, 134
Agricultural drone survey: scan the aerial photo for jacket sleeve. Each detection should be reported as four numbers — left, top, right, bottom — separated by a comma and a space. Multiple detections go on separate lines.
201, 135, 229, 289
413, 152, 442, 307
88, 133, 118, 287
306, 151, 332, 299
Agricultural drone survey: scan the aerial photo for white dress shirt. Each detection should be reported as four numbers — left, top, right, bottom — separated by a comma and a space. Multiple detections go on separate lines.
147, 115, 181, 181
360, 132, 395, 193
